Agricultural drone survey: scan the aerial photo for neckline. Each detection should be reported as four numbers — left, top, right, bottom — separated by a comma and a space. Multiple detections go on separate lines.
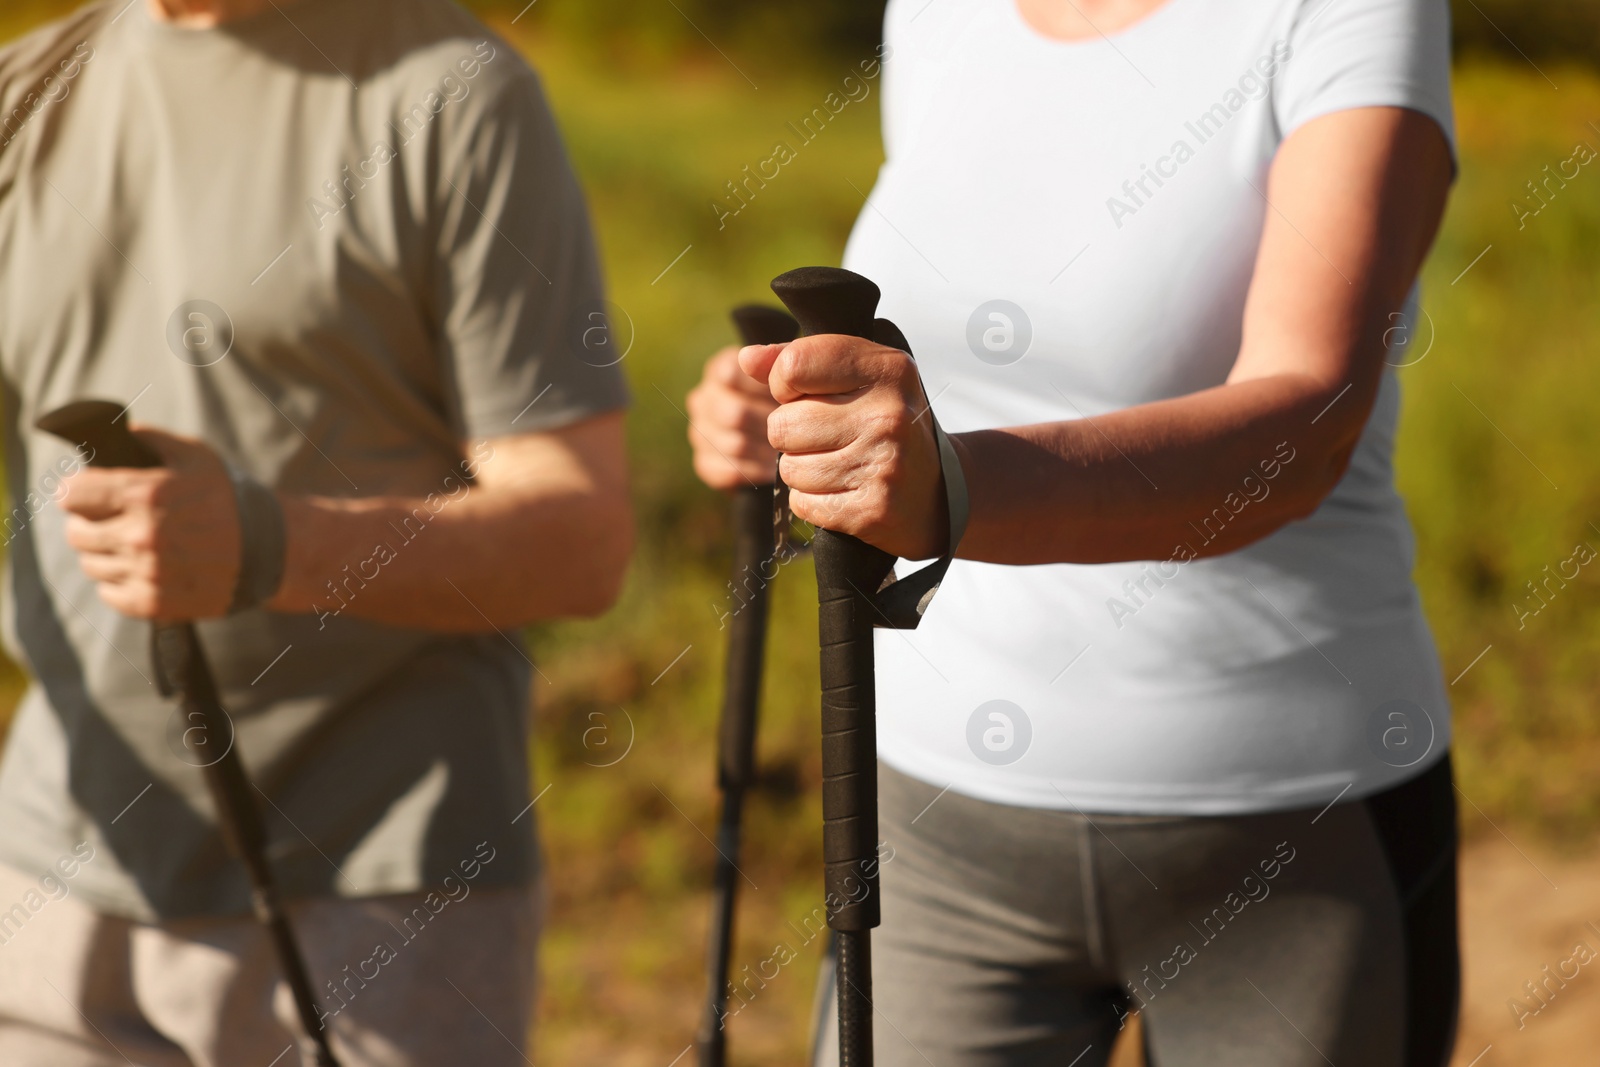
1003, 0, 1189, 49
133, 0, 320, 43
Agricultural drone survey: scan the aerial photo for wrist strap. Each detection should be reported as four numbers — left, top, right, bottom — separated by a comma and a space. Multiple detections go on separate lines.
223, 460, 287, 614
866, 318, 969, 630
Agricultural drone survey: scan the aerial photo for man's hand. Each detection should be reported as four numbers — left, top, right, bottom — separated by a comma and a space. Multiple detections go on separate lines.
739, 334, 946, 561
686, 346, 781, 490
59, 427, 240, 621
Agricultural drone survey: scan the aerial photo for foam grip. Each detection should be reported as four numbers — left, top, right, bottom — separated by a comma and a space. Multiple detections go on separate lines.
715, 306, 798, 788
811, 532, 894, 931
731, 303, 799, 349
36, 399, 162, 469
717, 489, 774, 791
770, 267, 895, 932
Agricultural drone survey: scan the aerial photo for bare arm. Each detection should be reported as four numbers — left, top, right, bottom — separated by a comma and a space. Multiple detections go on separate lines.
952, 107, 1453, 563
269, 413, 633, 628
726, 107, 1453, 563
63, 412, 633, 629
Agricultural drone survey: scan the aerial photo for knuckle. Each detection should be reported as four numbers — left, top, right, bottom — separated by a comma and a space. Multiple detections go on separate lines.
130, 476, 167, 510
712, 390, 751, 429
710, 348, 741, 382
882, 400, 913, 438
766, 407, 790, 447
787, 492, 817, 526
857, 491, 890, 531
126, 520, 159, 554
865, 402, 908, 444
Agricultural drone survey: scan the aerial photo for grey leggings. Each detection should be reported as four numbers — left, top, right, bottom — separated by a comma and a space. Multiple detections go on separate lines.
813, 759, 1458, 1067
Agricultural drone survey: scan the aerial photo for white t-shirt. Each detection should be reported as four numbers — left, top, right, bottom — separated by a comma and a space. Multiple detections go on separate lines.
845, 0, 1456, 814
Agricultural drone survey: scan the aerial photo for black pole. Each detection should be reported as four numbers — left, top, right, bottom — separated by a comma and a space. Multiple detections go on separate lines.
37, 400, 342, 1067
698, 305, 799, 1067
770, 268, 897, 1067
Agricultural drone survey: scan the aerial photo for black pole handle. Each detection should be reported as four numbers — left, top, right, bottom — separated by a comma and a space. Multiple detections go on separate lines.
770, 268, 894, 933
771, 268, 896, 1067
698, 306, 798, 1067
716, 305, 798, 794
36, 400, 163, 469
36, 400, 342, 1067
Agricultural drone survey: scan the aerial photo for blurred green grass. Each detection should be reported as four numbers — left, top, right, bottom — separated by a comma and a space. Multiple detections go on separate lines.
2, 4, 1599, 1064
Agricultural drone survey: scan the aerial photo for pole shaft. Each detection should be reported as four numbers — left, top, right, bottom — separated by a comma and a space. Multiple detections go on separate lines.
161, 623, 336, 1065
698, 488, 775, 1067
835, 931, 875, 1067
697, 306, 797, 1067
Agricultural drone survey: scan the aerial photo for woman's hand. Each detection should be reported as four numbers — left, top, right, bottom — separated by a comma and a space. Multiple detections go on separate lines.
738, 334, 947, 561
686, 345, 781, 490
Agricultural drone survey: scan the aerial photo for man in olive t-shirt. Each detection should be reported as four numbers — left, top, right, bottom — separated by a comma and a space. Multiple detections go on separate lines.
0, 0, 631, 1062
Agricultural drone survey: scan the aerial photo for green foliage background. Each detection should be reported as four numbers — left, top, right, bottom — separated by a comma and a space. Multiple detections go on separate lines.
2, 1, 1598, 1063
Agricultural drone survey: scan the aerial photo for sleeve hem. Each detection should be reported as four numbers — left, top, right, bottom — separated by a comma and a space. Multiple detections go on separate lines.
1280, 82, 1458, 174
460, 391, 632, 441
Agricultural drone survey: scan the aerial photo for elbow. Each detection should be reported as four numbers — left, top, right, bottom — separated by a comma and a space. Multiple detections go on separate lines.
1282, 439, 1359, 522
1281, 480, 1331, 523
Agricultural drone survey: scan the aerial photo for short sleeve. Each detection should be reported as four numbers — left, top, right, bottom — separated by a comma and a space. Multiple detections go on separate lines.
1274, 0, 1456, 167
431, 67, 630, 440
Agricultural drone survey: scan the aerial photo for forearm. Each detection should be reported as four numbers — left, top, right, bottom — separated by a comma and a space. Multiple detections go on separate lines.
266, 418, 633, 630
952, 371, 1367, 565
269, 487, 631, 630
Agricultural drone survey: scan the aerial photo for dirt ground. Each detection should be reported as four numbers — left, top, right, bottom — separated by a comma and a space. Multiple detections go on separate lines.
1107, 835, 1600, 1067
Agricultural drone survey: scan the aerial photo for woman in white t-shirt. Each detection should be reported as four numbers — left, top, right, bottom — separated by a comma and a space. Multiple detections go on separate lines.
689, 0, 1458, 1062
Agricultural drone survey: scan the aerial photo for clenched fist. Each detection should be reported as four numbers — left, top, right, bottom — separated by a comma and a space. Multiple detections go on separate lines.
59, 427, 241, 621
746, 333, 948, 561
686, 345, 781, 490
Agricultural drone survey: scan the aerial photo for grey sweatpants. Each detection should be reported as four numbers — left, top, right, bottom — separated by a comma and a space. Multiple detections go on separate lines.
0, 863, 540, 1067
813, 761, 1458, 1067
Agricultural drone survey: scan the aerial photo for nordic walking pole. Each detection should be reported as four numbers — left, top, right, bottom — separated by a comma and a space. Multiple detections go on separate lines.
37, 400, 342, 1067
770, 267, 968, 1067
697, 305, 799, 1067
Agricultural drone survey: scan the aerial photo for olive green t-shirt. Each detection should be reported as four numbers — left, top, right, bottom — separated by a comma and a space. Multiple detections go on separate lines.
0, 0, 627, 920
